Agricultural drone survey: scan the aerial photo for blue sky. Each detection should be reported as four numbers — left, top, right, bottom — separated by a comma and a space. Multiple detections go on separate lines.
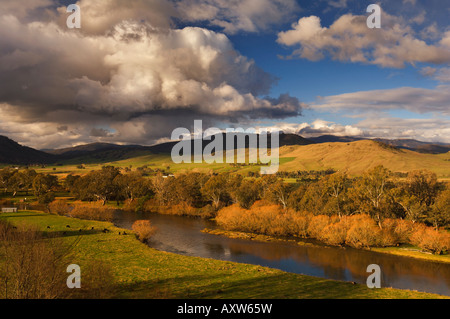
225, 0, 450, 141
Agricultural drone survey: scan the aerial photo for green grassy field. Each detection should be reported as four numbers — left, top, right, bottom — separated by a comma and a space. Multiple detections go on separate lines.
0, 211, 447, 299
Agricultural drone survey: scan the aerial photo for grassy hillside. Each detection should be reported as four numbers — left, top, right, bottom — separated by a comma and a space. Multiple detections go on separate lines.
279, 140, 450, 178
34, 140, 450, 180
0, 211, 446, 299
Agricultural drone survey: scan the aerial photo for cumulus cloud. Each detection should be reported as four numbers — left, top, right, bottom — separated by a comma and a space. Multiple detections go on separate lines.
51, 0, 299, 35
261, 120, 364, 138
277, 12, 450, 68
0, 1, 303, 148
175, 0, 300, 34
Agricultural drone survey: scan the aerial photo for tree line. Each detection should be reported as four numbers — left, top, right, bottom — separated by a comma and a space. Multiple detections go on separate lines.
0, 165, 449, 229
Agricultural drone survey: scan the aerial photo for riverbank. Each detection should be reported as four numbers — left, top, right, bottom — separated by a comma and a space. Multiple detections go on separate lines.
0, 211, 447, 299
203, 228, 450, 264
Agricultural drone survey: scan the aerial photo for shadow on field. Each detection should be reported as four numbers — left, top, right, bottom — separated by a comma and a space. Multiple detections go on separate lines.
111, 272, 371, 299
44, 229, 107, 238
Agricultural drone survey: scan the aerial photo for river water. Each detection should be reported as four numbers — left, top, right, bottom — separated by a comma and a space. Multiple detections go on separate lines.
113, 211, 450, 296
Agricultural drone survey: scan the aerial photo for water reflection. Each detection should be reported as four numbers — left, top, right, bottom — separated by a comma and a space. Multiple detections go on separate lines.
113, 211, 450, 296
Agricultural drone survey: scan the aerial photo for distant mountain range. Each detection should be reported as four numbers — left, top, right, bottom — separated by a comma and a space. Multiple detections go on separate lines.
0, 133, 449, 165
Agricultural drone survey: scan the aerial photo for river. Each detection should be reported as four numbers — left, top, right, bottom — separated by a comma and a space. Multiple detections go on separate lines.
113, 211, 450, 296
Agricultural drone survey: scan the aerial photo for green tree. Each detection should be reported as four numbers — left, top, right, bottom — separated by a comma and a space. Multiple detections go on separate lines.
354, 165, 392, 228
0, 168, 14, 194
405, 170, 441, 207
324, 173, 348, 219
201, 174, 229, 209
430, 189, 450, 230
32, 174, 58, 198
235, 179, 261, 209
264, 180, 293, 209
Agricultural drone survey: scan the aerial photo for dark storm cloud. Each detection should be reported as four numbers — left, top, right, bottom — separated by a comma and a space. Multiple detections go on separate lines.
0, 0, 304, 148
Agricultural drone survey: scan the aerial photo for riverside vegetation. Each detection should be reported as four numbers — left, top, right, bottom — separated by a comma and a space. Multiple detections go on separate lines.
1, 164, 449, 255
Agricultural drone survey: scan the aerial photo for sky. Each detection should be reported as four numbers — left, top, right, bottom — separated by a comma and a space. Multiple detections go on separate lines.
0, 0, 449, 149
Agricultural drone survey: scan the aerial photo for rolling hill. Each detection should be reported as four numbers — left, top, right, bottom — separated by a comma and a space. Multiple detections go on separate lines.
0, 136, 57, 165
308, 135, 450, 154
279, 140, 450, 177
1, 135, 449, 179
41, 133, 314, 164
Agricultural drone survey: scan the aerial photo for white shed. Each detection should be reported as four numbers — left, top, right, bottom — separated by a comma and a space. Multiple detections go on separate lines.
1, 208, 18, 213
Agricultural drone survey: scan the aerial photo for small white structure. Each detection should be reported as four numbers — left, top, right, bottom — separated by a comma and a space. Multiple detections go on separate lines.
2, 208, 18, 213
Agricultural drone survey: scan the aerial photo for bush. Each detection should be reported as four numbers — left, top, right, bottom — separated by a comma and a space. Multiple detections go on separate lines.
307, 215, 330, 239
132, 220, 156, 243
69, 201, 116, 221
0, 221, 70, 299
321, 217, 351, 246
48, 200, 71, 216
215, 202, 449, 253
393, 219, 415, 244
411, 224, 450, 255
345, 215, 381, 249
290, 213, 311, 238
379, 219, 400, 247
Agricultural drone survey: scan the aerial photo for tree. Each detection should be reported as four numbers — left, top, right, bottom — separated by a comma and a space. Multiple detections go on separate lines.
405, 170, 441, 207
392, 187, 427, 223
324, 173, 348, 219
70, 166, 122, 205
0, 168, 14, 194
430, 189, 450, 230
32, 174, 58, 198
355, 165, 392, 228
287, 184, 308, 212
8, 171, 26, 197
152, 173, 169, 206
235, 179, 260, 209
114, 172, 153, 202
264, 180, 293, 209
174, 173, 209, 207
226, 174, 243, 205
201, 174, 229, 209
64, 174, 80, 192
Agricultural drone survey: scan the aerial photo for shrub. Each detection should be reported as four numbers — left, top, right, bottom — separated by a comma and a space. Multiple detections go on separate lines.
48, 200, 71, 216
411, 224, 450, 255
307, 215, 330, 240
132, 220, 156, 243
379, 219, 400, 247
321, 217, 352, 246
0, 221, 70, 299
123, 199, 138, 212
290, 213, 310, 238
393, 219, 415, 244
345, 215, 381, 249
69, 201, 116, 221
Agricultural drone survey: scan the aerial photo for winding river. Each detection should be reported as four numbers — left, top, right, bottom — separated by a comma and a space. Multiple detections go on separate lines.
113, 211, 450, 296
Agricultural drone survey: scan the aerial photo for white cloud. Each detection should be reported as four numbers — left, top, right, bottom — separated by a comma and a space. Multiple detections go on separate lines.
175, 0, 300, 34
312, 85, 450, 115
277, 13, 450, 68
